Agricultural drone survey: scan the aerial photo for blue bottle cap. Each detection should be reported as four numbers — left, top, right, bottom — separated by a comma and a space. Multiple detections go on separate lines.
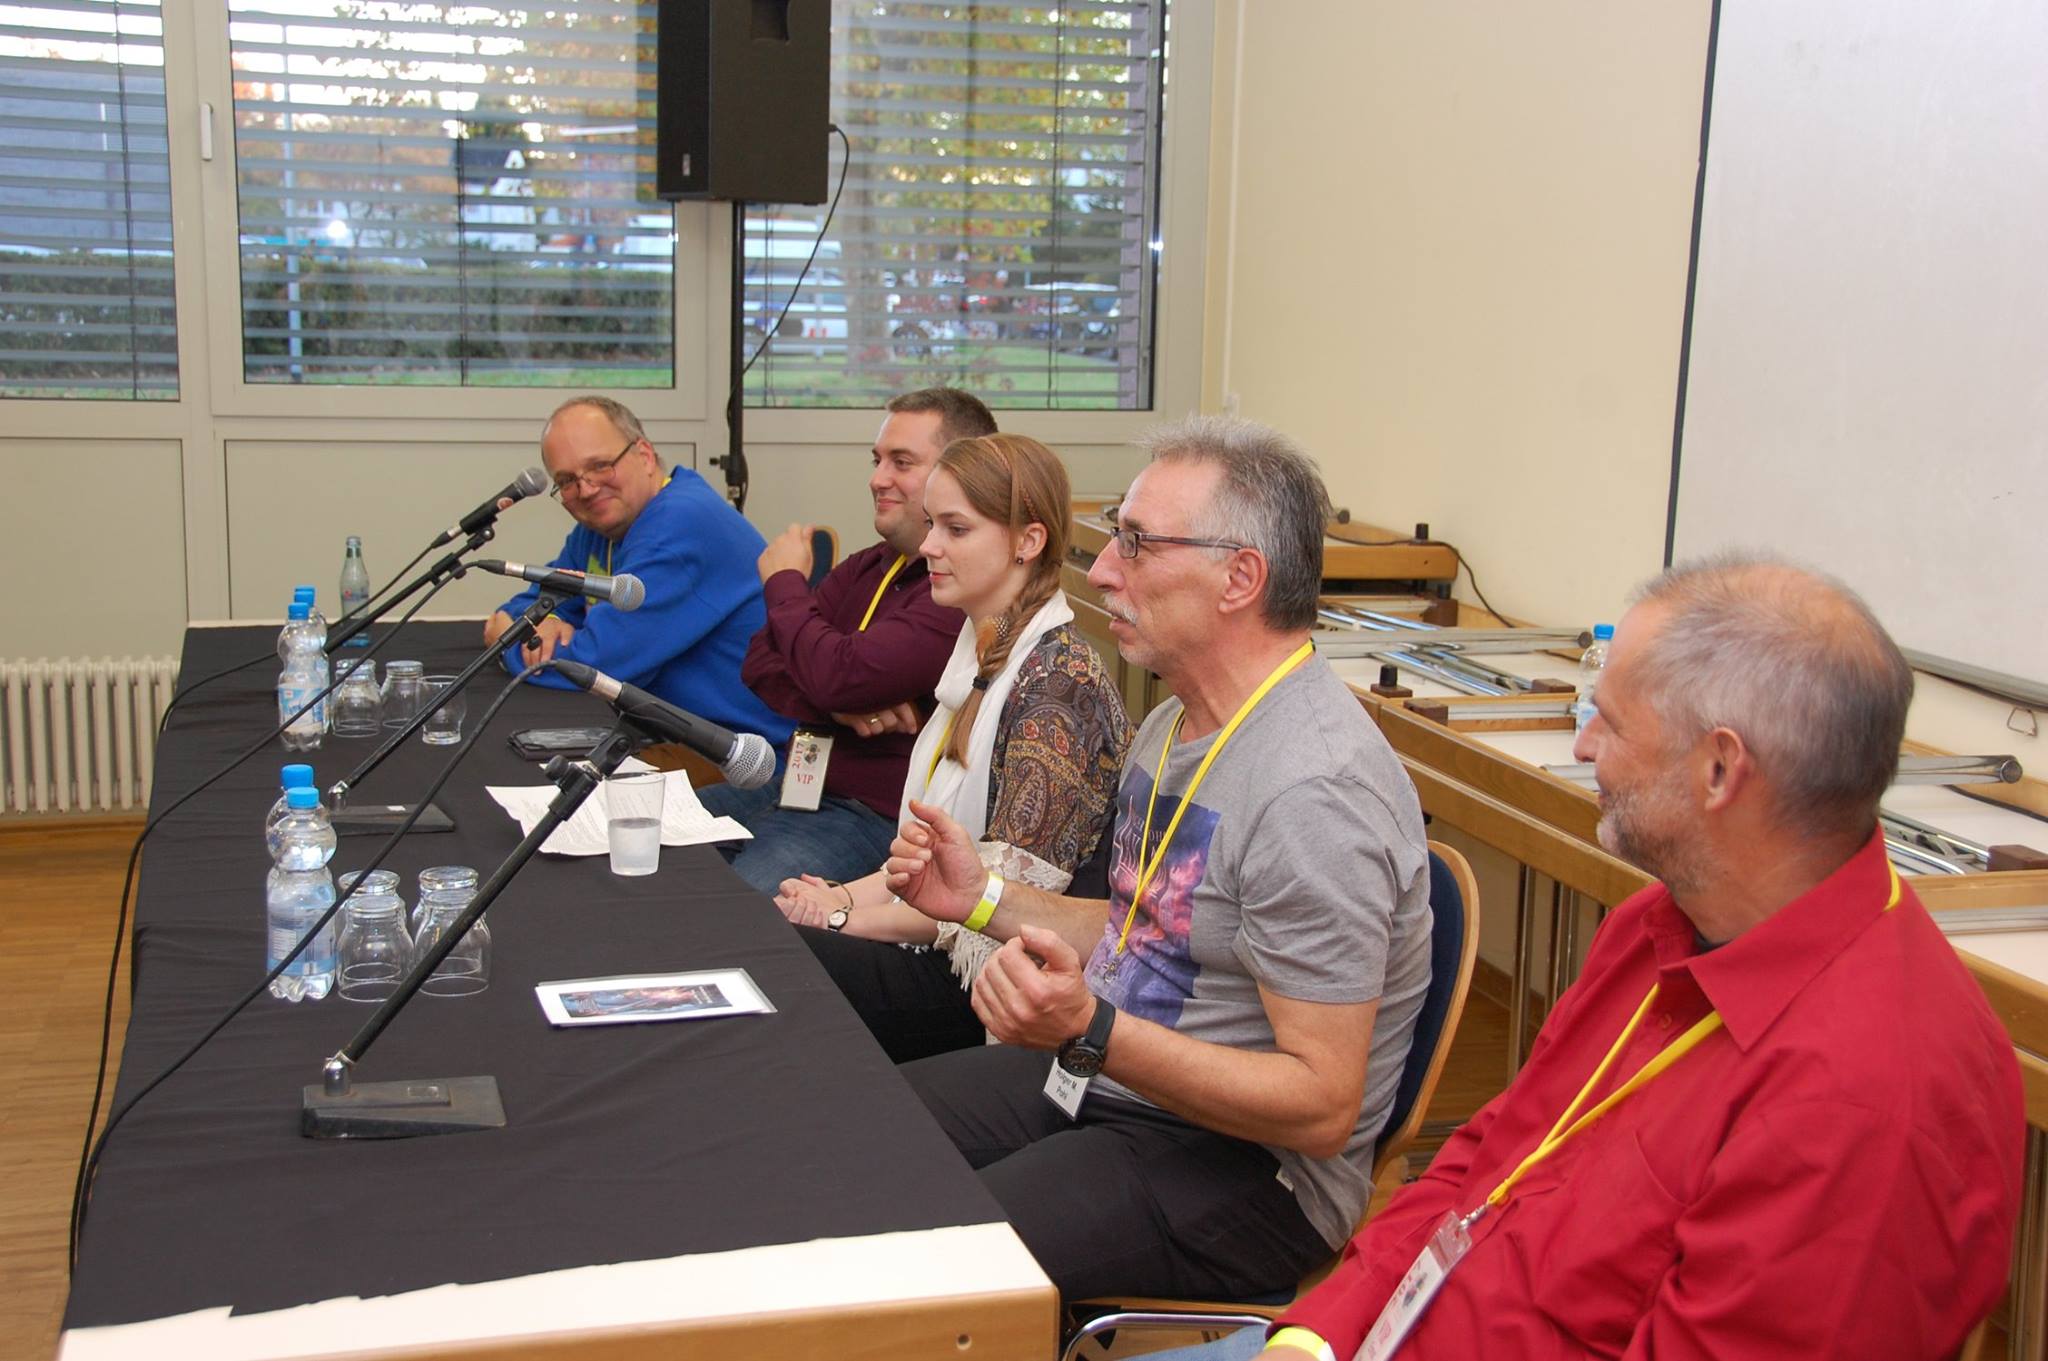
281, 764, 314, 788
1592, 623, 1615, 640
287, 602, 311, 620
294, 586, 316, 600
285, 787, 321, 809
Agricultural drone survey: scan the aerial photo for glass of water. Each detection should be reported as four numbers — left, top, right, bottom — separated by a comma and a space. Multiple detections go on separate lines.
605, 770, 666, 876
421, 674, 466, 745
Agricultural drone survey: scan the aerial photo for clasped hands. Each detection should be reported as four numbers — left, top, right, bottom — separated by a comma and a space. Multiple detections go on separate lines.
886, 800, 1097, 1050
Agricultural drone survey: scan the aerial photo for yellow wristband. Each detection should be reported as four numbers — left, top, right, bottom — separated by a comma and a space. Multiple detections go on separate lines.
1267, 1327, 1336, 1361
962, 871, 1004, 933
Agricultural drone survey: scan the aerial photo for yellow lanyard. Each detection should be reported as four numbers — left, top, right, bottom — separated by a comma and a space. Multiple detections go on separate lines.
923, 710, 960, 790
1111, 640, 1315, 960
858, 553, 909, 632
1483, 861, 1903, 1212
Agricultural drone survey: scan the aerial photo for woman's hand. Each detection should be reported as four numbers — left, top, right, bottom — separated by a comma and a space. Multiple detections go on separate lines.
773, 873, 849, 928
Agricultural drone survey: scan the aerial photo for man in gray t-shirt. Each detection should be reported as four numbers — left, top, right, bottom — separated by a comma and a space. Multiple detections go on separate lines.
885, 416, 1432, 1302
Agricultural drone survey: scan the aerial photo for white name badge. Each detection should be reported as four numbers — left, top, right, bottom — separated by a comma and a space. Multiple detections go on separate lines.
1043, 1058, 1090, 1118
1355, 1211, 1476, 1361
778, 729, 833, 811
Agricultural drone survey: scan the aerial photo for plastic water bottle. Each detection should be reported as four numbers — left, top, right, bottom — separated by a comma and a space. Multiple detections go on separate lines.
278, 602, 330, 750
264, 763, 318, 852
296, 586, 328, 651
267, 787, 338, 1002
1574, 623, 1615, 732
277, 593, 304, 661
338, 537, 371, 648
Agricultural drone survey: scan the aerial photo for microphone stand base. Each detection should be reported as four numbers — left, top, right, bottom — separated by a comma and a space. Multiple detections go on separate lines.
300, 1075, 505, 1139
332, 799, 456, 836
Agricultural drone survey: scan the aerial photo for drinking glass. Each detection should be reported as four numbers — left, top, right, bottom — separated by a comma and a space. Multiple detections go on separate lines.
335, 872, 411, 1004
605, 770, 666, 876
330, 658, 381, 738
380, 661, 425, 730
421, 674, 466, 745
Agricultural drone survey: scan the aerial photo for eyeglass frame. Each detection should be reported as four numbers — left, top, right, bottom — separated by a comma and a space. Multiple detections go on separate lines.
1109, 525, 1249, 560
547, 439, 640, 499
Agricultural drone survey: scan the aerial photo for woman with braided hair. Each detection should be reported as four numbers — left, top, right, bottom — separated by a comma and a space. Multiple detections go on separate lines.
773, 433, 1133, 1062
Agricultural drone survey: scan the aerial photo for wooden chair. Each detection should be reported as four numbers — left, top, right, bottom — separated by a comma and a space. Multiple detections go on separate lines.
1059, 841, 1482, 1361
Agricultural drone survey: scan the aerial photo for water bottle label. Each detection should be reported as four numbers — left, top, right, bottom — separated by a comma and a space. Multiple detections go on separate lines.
281, 684, 325, 732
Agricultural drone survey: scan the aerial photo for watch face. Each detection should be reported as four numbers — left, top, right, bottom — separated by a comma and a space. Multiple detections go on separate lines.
1057, 1040, 1105, 1079
826, 907, 851, 932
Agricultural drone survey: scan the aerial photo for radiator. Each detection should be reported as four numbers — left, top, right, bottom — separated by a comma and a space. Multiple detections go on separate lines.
1, 657, 180, 815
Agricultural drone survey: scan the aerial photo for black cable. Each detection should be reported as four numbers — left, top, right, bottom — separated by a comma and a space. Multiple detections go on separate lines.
729, 123, 852, 397
69, 661, 546, 1270
1329, 534, 1513, 626
67, 573, 462, 1271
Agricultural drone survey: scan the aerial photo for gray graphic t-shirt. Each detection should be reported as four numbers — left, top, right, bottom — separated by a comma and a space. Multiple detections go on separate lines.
1084, 654, 1432, 1248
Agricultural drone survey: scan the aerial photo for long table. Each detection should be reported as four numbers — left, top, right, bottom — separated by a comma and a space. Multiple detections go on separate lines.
59, 623, 1052, 1360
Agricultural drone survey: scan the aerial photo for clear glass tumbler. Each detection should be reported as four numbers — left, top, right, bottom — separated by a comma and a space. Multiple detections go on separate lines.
330, 658, 381, 738
336, 886, 412, 1004
421, 674, 466, 745
412, 864, 489, 996
380, 660, 425, 730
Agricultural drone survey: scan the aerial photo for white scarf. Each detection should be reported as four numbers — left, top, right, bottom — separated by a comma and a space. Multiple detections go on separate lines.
899, 589, 1075, 838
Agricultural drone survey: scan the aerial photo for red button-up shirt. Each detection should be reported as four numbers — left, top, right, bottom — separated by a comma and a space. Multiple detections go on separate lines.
1281, 831, 2023, 1360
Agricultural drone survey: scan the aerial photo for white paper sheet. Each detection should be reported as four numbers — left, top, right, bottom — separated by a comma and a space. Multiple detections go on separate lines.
486, 758, 752, 856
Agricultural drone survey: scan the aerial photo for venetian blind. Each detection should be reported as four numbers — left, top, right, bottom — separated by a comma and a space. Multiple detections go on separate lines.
743, 0, 1164, 410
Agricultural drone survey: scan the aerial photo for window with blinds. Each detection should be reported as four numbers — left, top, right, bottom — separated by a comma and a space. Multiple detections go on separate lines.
743, 0, 1164, 411
0, 0, 177, 400
228, 0, 668, 387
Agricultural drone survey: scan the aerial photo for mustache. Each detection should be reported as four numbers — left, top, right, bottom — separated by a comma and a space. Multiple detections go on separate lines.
1102, 598, 1136, 625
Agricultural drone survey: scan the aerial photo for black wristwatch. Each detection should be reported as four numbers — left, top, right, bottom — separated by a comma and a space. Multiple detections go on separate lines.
825, 905, 851, 932
1056, 997, 1117, 1078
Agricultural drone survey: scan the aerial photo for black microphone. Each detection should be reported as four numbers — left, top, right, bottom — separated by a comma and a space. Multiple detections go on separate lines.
551, 660, 776, 790
432, 467, 549, 548
473, 560, 646, 612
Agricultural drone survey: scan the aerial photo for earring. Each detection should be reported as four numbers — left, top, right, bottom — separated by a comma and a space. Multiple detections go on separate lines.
1014, 555, 1025, 565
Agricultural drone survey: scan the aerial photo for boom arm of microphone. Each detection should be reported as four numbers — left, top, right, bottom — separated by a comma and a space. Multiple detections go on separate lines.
305, 722, 646, 1138
430, 467, 549, 549
550, 659, 776, 790
327, 584, 570, 807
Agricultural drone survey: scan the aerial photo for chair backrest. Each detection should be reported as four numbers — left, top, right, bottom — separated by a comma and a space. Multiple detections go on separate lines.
806, 526, 840, 589
1372, 841, 1481, 1178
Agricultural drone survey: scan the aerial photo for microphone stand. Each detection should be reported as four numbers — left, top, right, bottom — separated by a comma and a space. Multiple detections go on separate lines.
303, 719, 647, 1138
324, 525, 495, 654
327, 585, 567, 834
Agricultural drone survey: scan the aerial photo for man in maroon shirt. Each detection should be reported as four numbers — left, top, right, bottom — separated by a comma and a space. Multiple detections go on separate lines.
697, 388, 995, 891
1172, 555, 2023, 1361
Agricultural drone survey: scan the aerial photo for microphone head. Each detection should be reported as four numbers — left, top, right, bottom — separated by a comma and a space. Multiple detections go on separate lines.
608, 572, 646, 613
724, 733, 778, 791
512, 466, 549, 499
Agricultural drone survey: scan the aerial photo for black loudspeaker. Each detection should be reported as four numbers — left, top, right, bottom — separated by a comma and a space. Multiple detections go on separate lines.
656, 0, 830, 204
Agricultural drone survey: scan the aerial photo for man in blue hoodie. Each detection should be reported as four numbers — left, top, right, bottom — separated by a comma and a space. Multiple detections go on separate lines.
484, 395, 792, 746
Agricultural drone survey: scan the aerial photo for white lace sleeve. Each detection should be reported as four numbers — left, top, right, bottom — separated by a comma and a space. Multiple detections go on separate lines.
933, 841, 1075, 988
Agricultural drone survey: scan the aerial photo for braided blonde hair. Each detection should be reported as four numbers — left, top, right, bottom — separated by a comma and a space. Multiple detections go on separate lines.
935, 433, 1072, 765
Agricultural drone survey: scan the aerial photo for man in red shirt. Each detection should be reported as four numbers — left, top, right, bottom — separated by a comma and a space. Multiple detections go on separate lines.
698, 388, 994, 891
1199, 555, 2023, 1361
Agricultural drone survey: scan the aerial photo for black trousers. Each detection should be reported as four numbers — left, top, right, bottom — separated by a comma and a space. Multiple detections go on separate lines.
902, 1044, 1330, 1302
797, 924, 987, 1063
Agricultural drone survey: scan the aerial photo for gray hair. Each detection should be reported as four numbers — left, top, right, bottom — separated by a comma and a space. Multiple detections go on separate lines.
1630, 551, 1913, 840
545, 395, 658, 465
1138, 415, 1331, 630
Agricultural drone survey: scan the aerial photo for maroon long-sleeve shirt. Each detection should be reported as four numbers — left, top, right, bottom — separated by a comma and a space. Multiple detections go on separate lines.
740, 541, 962, 818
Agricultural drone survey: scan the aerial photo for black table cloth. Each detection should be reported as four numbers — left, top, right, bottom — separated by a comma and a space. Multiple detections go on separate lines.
64, 623, 1004, 1328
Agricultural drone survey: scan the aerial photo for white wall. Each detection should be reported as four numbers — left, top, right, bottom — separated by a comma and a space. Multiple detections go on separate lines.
1204, 1, 1713, 629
